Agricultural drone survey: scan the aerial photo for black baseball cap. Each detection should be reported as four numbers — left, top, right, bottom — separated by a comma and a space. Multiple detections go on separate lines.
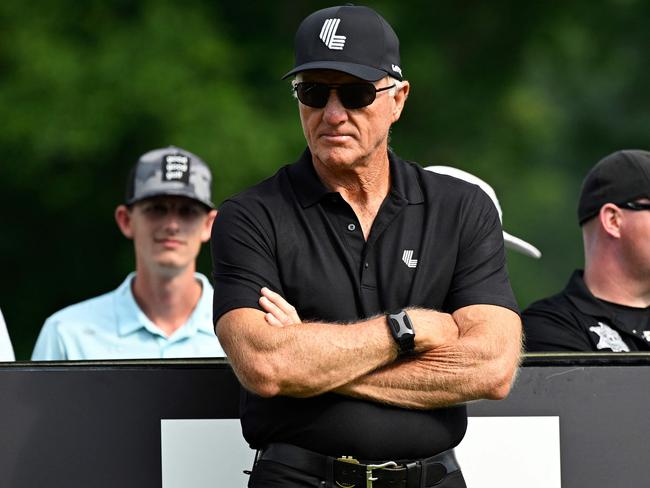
577, 149, 650, 225
125, 146, 215, 209
283, 5, 403, 81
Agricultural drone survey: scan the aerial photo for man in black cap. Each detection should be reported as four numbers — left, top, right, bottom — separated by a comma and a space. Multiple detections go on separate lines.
211, 5, 522, 488
32, 146, 224, 360
524, 149, 650, 352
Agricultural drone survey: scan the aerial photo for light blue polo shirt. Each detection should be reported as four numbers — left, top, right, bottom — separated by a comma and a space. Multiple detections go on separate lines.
32, 273, 225, 360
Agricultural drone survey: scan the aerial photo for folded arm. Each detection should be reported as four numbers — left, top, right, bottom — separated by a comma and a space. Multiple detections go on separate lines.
336, 305, 522, 409
259, 288, 522, 409
216, 288, 458, 399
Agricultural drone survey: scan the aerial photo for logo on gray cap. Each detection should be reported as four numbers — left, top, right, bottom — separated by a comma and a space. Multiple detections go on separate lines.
126, 146, 214, 209
162, 154, 191, 184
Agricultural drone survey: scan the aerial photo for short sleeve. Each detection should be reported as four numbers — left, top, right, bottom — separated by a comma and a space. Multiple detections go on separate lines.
444, 187, 519, 314
31, 318, 67, 360
522, 301, 593, 352
210, 200, 283, 325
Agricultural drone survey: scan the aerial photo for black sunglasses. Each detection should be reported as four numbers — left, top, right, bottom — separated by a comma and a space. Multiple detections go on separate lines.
619, 201, 650, 211
293, 82, 395, 109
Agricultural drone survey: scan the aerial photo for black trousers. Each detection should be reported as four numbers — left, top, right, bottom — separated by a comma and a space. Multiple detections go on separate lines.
248, 459, 467, 488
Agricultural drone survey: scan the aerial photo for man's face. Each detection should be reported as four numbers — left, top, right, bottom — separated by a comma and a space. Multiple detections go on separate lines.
115, 196, 217, 276
296, 70, 408, 172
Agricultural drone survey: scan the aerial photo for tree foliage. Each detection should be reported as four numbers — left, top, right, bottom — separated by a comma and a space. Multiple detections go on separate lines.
1, 0, 648, 359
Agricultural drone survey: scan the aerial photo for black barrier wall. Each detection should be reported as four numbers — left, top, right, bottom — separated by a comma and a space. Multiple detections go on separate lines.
1, 356, 649, 487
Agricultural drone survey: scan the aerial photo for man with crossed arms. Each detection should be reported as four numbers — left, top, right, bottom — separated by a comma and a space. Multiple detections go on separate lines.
211, 5, 521, 488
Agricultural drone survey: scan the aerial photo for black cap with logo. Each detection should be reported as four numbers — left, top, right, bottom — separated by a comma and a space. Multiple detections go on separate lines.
283, 5, 402, 81
578, 149, 650, 225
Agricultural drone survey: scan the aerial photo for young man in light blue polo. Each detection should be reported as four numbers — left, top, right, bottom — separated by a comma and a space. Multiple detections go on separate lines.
32, 146, 225, 360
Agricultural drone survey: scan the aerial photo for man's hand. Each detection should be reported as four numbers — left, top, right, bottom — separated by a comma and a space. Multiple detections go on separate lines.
259, 287, 302, 326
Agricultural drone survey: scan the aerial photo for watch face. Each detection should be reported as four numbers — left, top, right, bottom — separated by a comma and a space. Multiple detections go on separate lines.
388, 311, 415, 354
389, 311, 413, 337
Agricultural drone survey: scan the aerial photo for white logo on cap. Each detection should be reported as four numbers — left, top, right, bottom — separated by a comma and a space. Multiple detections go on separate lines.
402, 250, 418, 269
163, 154, 190, 183
391, 64, 402, 76
320, 18, 346, 50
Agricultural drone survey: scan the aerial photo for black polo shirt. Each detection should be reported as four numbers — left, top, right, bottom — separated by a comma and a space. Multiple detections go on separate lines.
211, 148, 518, 459
523, 270, 650, 352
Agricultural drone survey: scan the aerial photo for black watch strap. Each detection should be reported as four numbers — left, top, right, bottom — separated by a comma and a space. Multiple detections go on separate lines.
386, 310, 415, 356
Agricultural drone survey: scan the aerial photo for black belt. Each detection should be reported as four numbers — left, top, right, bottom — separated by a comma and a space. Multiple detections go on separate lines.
257, 442, 460, 488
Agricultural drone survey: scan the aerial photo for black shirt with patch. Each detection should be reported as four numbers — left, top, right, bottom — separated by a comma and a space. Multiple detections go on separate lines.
211, 148, 518, 459
523, 270, 650, 352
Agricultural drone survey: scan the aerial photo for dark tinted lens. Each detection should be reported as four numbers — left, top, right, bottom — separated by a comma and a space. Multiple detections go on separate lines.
624, 201, 650, 211
295, 82, 381, 109
338, 83, 377, 109
295, 83, 329, 108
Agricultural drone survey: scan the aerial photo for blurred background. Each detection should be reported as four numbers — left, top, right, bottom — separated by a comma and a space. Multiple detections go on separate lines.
1, 0, 648, 359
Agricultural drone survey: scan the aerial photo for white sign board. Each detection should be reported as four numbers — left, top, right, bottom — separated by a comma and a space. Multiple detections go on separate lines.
161, 416, 561, 488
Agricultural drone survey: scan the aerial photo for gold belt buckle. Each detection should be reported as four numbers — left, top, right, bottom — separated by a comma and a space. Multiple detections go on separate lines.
335, 457, 360, 488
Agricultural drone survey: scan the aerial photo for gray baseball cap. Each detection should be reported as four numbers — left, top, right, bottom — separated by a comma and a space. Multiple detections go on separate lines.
125, 146, 214, 209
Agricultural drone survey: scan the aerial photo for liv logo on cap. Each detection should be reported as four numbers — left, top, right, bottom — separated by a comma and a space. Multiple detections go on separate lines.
283, 5, 403, 82
319, 18, 346, 50
162, 154, 191, 184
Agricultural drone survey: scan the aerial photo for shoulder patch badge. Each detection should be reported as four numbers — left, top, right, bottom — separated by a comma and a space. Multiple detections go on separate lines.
589, 322, 630, 352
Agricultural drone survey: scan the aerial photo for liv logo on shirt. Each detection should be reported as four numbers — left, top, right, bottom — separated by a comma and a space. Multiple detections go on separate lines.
402, 250, 418, 269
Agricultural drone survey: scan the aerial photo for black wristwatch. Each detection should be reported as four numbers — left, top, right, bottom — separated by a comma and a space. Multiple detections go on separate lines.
386, 309, 415, 356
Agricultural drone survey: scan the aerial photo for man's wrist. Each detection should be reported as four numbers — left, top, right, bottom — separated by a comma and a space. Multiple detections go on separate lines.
386, 309, 416, 356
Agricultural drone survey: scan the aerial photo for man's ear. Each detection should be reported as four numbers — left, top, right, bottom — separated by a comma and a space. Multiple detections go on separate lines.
115, 205, 135, 239
391, 80, 410, 123
599, 203, 623, 239
201, 209, 218, 242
